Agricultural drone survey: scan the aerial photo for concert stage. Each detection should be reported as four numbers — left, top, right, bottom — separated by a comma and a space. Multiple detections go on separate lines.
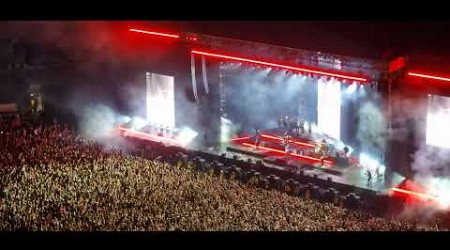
228, 127, 356, 170
221, 129, 402, 193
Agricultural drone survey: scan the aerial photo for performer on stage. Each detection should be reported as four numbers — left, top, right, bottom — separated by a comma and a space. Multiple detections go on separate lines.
299, 119, 305, 134
278, 116, 284, 129
343, 146, 349, 157
284, 134, 290, 157
283, 115, 289, 132
254, 127, 261, 150
366, 170, 373, 184
292, 117, 299, 136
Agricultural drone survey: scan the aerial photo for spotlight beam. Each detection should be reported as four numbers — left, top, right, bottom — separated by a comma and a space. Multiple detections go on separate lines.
192, 50, 368, 82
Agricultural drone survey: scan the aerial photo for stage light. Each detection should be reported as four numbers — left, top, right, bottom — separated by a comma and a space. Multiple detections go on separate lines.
192, 50, 368, 82
129, 28, 180, 39
231, 136, 252, 141
120, 116, 132, 124
359, 153, 381, 172
408, 72, 450, 82
176, 127, 198, 147
345, 83, 357, 95
260, 134, 315, 148
131, 116, 147, 130
391, 187, 437, 201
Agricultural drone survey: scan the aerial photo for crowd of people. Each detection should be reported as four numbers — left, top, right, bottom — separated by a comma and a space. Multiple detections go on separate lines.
0, 115, 442, 230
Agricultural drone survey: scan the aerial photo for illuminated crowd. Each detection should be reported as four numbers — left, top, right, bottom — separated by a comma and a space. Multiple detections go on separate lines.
0, 116, 440, 231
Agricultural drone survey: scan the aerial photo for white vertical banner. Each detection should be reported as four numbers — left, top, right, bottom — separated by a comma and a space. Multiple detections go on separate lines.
317, 77, 341, 140
201, 55, 209, 94
191, 53, 199, 103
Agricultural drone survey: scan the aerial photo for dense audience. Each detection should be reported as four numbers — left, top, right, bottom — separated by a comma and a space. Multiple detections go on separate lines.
0, 114, 441, 231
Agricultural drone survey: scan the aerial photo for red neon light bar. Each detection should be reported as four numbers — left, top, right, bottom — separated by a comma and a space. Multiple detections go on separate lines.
242, 142, 332, 164
261, 134, 316, 148
243, 142, 287, 154
231, 136, 252, 141
391, 187, 438, 201
407, 72, 450, 82
129, 28, 180, 39
192, 50, 368, 82
117, 127, 182, 146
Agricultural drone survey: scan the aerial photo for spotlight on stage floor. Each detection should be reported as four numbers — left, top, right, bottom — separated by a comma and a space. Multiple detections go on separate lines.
176, 127, 198, 147
131, 116, 147, 130
359, 153, 384, 174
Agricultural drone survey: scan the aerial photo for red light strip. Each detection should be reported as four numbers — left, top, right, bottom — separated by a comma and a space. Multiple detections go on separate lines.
407, 72, 450, 82
231, 136, 252, 141
192, 50, 368, 82
129, 28, 180, 39
241, 142, 332, 164
117, 127, 182, 146
290, 152, 333, 164
261, 134, 316, 148
242, 142, 286, 154
391, 187, 438, 201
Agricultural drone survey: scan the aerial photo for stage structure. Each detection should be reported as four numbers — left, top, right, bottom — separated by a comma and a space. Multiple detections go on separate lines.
123, 27, 450, 206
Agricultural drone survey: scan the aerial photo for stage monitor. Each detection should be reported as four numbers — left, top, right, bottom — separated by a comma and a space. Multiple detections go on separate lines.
426, 94, 450, 149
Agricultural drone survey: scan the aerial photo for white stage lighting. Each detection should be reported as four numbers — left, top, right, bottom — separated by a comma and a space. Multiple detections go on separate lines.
176, 127, 198, 147
359, 153, 383, 173
131, 116, 147, 130
346, 83, 357, 95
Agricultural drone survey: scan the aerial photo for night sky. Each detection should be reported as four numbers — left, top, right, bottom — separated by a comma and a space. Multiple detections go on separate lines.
145, 21, 450, 60
2, 21, 450, 71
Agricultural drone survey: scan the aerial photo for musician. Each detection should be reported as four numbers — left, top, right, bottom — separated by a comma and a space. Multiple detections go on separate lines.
283, 132, 290, 156
366, 170, 373, 184
298, 118, 305, 134
254, 128, 261, 149
277, 116, 283, 129
285, 143, 290, 157
343, 146, 349, 157
282, 115, 289, 132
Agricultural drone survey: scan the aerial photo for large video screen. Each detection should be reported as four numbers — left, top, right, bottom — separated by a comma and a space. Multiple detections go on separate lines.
146, 72, 175, 128
426, 94, 450, 149
317, 77, 341, 140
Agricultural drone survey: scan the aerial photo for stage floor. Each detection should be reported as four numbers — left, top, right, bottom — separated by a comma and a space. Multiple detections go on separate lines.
211, 141, 403, 194
115, 126, 403, 195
